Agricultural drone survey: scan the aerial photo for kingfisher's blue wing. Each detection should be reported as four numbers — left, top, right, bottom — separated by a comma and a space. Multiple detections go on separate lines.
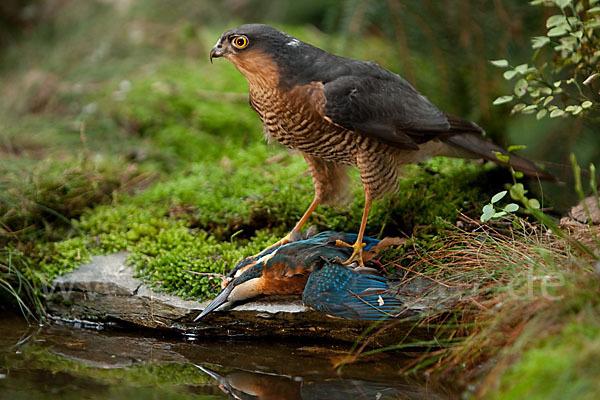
234, 231, 383, 281
196, 231, 398, 321
302, 262, 403, 321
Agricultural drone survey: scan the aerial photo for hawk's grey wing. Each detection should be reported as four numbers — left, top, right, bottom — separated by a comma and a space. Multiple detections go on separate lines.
319, 63, 455, 150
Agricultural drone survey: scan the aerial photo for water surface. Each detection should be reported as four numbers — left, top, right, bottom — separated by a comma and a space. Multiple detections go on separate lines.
0, 314, 451, 399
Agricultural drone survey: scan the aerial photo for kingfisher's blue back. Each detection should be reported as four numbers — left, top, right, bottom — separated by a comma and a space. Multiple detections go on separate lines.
303, 262, 403, 321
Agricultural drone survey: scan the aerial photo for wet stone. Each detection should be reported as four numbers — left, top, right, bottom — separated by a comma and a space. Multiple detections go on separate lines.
47, 253, 452, 345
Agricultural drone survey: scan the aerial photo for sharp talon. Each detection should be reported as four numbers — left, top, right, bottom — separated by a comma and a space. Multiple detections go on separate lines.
342, 241, 366, 268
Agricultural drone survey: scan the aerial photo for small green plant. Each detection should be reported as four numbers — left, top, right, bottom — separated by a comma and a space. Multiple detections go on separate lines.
480, 190, 520, 222
490, 0, 600, 120
480, 145, 537, 222
482, 148, 598, 259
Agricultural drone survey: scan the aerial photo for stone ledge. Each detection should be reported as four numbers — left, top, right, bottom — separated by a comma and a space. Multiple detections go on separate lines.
47, 253, 449, 345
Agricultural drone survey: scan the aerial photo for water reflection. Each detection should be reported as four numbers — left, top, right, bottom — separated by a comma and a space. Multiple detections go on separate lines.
0, 314, 449, 400
196, 365, 441, 400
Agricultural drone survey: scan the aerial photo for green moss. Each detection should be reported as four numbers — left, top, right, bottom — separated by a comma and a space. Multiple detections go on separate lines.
130, 228, 278, 299
31, 154, 500, 300
107, 62, 262, 169
5, 344, 215, 392
75, 205, 175, 253
33, 200, 282, 299
493, 319, 600, 400
35, 237, 93, 280
0, 156, 148, 243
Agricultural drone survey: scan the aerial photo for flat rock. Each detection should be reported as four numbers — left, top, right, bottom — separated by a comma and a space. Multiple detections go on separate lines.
47, 253, 453, 345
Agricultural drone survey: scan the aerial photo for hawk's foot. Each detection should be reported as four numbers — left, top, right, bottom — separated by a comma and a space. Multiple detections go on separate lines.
340, 240, 366, 268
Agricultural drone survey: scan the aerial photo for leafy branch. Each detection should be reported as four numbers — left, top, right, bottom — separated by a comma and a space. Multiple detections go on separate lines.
490, 0, 600, 120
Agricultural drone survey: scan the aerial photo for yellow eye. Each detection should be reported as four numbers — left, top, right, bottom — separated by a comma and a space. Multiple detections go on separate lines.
232, 35, 249, 49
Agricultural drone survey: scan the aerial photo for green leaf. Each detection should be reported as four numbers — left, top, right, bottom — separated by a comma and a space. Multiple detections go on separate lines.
531, 36, 551, 49
522, 104, 538, 114
547, 26, 568, 36
546, 15, 566, 28
585, 19, 600, 28
503, 70, 518, 80
571, 30, 584, 39
512, 103, 526, 113
493, 95, 514, 105
493, 151, 509, 163
555, 0, 571, 9
481, 204, 496, 222
543, 95, 554, 106
566, 16, 580, 26
491, 191, 508, 204
493, 211, 507, 218
550, 109, 565, 117
508, 145, 527, 152
582, 101, 593, 109
490, 59, 509, 68
514, 78, 528, 97
515, 171, 524, 179
510, 183, 526, 200
515, 64, 529, 74
528, 198, 541, 209
536, 109, 548, 120
504, 203, 520, 213
588, 6, 600, 13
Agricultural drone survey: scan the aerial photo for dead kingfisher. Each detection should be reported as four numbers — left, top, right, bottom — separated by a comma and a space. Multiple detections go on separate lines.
194, 231, 404, 321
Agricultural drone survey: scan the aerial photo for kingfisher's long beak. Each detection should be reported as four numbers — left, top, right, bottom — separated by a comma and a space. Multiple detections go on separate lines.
209, 46, 225, 64
194, 283, 234, 321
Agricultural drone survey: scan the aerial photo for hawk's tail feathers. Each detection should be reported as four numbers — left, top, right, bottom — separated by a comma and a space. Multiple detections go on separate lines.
443, 133, 556, 182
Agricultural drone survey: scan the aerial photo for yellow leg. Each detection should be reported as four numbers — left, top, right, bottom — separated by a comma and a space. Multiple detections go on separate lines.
268, 196, 320, 249
342, 192, 372, 268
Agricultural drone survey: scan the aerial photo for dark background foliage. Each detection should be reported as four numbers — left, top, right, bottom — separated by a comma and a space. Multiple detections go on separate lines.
3, 0, 593, 198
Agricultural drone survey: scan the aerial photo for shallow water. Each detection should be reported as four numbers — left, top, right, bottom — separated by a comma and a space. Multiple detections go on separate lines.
0, 313, 451, 399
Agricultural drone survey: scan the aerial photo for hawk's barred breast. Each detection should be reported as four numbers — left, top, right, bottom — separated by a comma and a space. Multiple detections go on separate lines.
249, 82, 402, 198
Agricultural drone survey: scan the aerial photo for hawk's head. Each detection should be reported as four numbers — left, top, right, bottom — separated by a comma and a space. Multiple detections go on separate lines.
210, 24, 314, 87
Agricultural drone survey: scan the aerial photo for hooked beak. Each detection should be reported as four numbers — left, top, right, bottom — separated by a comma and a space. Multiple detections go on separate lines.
193, 365, 236, 397
209, 46, 226, 64
194, 283, 234, 321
